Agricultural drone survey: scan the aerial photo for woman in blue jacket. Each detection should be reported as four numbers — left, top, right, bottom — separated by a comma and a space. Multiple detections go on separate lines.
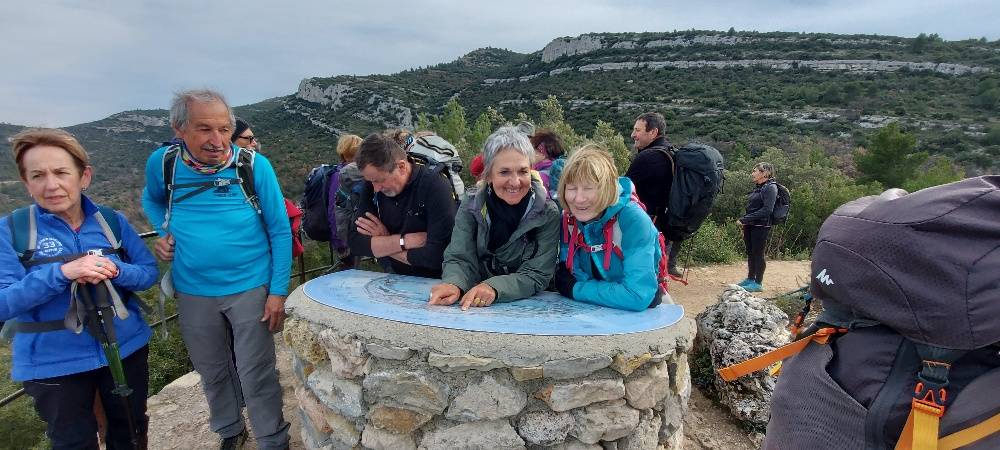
0, 128, 158, 449
736, 162, 778, 292
554, 145, 668, 311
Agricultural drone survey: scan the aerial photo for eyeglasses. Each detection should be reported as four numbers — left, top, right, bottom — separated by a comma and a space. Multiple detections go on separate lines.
237, 134, 256, 142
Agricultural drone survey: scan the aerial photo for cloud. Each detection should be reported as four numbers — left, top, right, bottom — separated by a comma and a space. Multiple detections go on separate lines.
0, 0, 997, 126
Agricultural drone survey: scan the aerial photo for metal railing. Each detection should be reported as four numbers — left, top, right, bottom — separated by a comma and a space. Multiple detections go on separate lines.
0, 230, 336, 409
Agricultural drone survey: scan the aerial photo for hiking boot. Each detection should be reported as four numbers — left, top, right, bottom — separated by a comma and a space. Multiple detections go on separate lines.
736, 278, 753, 287
668, 266, 684, 278
219, 429, 248, 450
744, 281, 764, 292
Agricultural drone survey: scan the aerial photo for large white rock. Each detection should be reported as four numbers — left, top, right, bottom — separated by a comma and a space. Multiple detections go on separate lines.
695, 287, 790, 428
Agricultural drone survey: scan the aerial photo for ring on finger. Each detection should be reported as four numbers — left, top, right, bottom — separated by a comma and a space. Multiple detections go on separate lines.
95, 262, 104, 268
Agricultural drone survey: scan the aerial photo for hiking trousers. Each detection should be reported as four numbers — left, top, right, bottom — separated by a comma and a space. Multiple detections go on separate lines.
23, 345, 149, 450
176, 285, 289, 450
743, 225, 771, 283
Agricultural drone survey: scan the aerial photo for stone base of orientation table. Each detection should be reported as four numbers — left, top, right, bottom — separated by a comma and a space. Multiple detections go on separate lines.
283, 282, 695, 450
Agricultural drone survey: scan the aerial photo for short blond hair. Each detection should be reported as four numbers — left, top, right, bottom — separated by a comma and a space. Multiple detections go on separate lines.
11, 128, 90, 179
336, 134, 362, 163
558, 144, 619, 214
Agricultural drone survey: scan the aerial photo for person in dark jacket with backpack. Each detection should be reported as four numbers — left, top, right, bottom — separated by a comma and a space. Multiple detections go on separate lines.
1, 128, 158, 449
428, 126, 560, 310
348, 133, 456, 278
625, 112, 684, 278
736, 162, 778, 292
555, 145, 668, 311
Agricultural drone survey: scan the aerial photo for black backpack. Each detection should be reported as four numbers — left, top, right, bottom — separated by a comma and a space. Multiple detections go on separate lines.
771, 182, 791, 224
721, 177, 1000, 449
653, 143, 725, 241
300, 164, 338, 242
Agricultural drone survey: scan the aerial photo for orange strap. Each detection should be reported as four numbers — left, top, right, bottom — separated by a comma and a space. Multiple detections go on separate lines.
939, 410, 1000, 450
896, 389, 946, 450
717, 327, 846, 382
896, 407, 1000, 450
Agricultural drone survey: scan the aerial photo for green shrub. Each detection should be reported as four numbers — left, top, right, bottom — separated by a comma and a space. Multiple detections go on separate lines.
682, 220, 743, 265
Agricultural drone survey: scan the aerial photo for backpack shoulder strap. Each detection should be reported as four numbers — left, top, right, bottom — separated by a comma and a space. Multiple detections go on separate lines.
92, 205, 123, 252
236, 148, 261, 214
162, 145, 181, 229
8, 205, 38, 263
649, 145, 676, 175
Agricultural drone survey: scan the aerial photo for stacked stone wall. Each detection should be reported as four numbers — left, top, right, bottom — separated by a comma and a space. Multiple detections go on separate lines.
283, 298, 695, 450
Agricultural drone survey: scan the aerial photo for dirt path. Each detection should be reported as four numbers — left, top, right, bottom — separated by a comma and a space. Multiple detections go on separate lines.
673, 260, 811, 450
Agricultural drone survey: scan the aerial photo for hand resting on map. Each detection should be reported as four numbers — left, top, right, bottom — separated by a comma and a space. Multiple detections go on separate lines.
428, 282, 497, 311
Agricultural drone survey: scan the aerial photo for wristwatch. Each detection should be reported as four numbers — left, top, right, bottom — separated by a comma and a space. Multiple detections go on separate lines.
399, 234, 406, 251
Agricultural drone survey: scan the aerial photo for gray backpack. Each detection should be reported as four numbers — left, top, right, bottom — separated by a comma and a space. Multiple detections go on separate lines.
408, 134, 465, 199
724, 177, 1000, 449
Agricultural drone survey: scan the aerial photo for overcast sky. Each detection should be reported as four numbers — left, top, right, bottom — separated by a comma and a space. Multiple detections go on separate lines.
2, 0, 997, 127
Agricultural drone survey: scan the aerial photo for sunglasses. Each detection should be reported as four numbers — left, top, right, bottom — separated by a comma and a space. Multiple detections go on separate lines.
237, 134, 257, 142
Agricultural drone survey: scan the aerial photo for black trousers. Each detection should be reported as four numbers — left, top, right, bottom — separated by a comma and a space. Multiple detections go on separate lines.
743, 225, 772, 284
23, 345, 149, 450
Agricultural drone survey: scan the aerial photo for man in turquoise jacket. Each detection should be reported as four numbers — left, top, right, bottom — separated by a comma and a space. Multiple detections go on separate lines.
142, 90, 291, 450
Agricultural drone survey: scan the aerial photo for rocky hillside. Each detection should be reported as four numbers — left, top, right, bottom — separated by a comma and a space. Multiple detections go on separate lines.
2, 30, 998, 223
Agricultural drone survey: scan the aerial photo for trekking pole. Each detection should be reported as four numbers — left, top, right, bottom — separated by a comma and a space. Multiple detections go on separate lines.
79, 283, 142, 450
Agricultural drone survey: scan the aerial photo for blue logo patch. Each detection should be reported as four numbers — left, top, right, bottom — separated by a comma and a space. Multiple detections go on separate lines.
36, 237, 65, 257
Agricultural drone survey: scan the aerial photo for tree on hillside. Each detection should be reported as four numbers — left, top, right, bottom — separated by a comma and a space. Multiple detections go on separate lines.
537, 95, 583, 150
416, 112, 434, 131
902, 157, 965, 192
854, 123, 927, 188
468, 106, 506, 152
432, 99, 468, 149
591, 120, 632, 175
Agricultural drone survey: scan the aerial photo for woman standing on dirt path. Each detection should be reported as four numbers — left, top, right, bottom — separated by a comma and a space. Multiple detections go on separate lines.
736, 162, 778, 292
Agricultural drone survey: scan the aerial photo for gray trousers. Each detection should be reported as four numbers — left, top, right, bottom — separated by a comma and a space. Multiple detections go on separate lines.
177, 285, 289, 450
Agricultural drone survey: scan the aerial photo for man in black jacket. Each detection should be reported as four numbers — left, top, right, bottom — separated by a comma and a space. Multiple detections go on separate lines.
625, 112, 683, 277
348, 133, 456, 278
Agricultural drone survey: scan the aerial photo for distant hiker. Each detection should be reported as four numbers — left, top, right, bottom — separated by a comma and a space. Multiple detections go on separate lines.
555, 144, 670, 311
142, 90, 290, 450
1, 128, 158, 449
625, 112, 684, 277
231, 117, 305, 259
736, 162, 778, 292
529, 128, 567, 201
429, 126, 559, 310
347, 132, 456, 278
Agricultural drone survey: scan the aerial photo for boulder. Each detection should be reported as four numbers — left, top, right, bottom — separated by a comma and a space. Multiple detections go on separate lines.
695, 287, 790, 428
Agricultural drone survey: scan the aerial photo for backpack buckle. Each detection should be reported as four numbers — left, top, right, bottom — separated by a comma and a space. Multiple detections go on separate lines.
589, 244, 604, 252
213, 178, 233, 187
87, 249, 105, 257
